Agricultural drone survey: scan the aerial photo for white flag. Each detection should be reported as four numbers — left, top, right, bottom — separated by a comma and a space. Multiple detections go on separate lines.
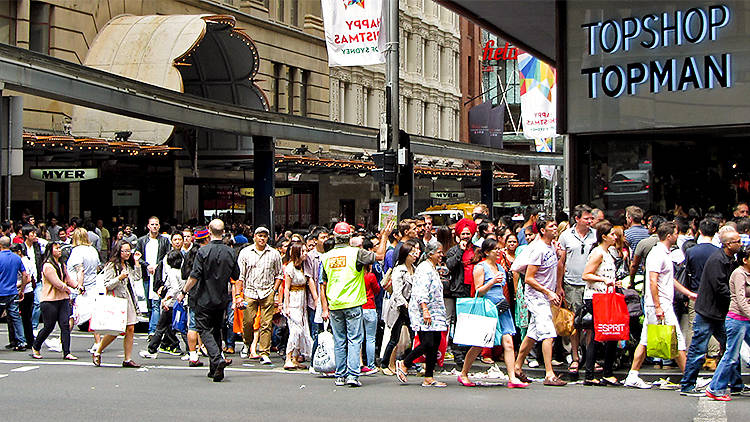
321, 0, 386, 67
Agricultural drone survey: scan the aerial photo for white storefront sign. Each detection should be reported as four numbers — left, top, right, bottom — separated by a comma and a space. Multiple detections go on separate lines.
30, 168, 98, 182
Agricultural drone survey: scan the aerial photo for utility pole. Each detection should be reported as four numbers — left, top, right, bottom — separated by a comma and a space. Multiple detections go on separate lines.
384, 0, 399, 202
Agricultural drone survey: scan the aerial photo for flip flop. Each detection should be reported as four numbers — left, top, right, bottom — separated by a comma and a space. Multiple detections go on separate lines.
283, 365, 297, 371
421, 380, 447, 388
568, 361, 580, 374
395, 360, 408, 383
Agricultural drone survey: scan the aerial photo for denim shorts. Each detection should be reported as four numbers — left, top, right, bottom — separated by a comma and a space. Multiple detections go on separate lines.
188, 307, 197, 331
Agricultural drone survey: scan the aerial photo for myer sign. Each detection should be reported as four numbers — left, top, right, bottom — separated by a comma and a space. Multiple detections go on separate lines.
430, 191, 466, 200
30, 168, 98, 182
565, 0, 750, 133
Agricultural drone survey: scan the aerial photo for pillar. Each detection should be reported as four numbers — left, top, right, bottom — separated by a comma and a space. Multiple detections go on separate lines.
481, 161, 493, 219
253, 136, 275, 236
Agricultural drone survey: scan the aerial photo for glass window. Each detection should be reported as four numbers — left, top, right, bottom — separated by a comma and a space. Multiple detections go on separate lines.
30, 1, 49, 54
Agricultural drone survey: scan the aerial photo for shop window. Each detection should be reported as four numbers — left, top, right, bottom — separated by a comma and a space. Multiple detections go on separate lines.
30, 1, 50, 54
0, 1, 16, 45
290, 0, 298, 27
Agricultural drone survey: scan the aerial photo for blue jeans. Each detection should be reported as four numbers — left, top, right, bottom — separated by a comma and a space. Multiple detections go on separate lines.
708, 317, 750, 396
31, 283, 42, 330
308, 306, 322, 358
329, 306, 364, 379
225, 302, 236, 349
149, 299, 161, 334
362, 308, 378, 368
1, 294, 26, 345
680, 313, 735, 391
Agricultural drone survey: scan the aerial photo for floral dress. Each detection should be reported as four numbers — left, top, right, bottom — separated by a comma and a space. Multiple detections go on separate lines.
408, 261, 448, 332
284, 263, 312, 359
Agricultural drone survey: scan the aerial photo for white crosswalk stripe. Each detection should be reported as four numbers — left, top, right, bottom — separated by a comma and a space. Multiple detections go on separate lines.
694, 397, 727, 422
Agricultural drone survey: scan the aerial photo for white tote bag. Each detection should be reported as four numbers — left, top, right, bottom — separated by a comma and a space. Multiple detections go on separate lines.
88, 295, 127, 336
313, 322, 336, 374
452, 313, 497, 348
72, 294, 96, 326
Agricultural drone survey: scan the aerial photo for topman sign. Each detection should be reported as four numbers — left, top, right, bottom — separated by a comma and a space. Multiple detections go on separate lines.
30, 168, 99, 182
581, 4, 732, 98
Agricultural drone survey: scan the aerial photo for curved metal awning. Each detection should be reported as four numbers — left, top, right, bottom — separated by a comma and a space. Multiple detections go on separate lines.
71, 14, 267, 144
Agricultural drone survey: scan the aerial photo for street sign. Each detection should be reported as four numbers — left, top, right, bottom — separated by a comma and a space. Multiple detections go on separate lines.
30, 168, 98, 182
239, 187, 292, 197
430, 191, 466, 200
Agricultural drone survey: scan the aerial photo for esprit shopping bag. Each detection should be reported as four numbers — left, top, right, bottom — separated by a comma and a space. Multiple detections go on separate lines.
647, 323, 678, 360
88, 294, 127, 336
592, 289, 630, 342
454, 296, 499, 348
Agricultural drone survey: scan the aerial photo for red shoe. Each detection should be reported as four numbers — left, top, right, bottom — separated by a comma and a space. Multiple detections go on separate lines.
507, 381, 530, 389
706, 389, 731, 401
457, 375, 476, 387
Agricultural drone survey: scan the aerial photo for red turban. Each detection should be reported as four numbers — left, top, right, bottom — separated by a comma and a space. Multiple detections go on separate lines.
454, 218, 477, 237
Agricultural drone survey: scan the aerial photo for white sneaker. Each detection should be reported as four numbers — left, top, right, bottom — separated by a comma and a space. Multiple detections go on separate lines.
624, 375, 652, 389
240, 344, 249, 359
139, 350, 157, 359
309, 366, 319, 375
528, 359, 540, 368
696, 377, 711, 389
89, 343, 100, 354
260, 355, 272, 365
181, 354, 191, 361
45, 338, 62, 353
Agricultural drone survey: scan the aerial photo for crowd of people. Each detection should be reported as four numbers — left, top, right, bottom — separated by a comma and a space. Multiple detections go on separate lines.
0, 203, 749, 397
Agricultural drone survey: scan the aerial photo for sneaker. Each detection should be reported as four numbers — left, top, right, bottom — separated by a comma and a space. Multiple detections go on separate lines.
45, 337, 62, 353
361, 366, 378, 376
139, 350, 158, 359
551, 359, 564, 366
88, 343, 100, 354
13, 344, 27, 352
239, 344, 249, 359
159, 346, 181, 356
706, 389, 731, 401
346, 376, 362, 387
335, 377, 347, 386
181, 354, 191, 361
309, 366, 320, 375
655, 378, 680, 390
260, 355, 273, 365
528, 359, 540, 368
731, 386, 750, 396
213, 360, 228, 382
680, 388, 706, 397
444, 351, 454, 361
624, 375, 652, 389
696, 377, 712, 389
188, 360, 204, 367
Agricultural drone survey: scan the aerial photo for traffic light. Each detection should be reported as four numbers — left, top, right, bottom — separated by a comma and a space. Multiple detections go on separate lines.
372, 150, 397, 184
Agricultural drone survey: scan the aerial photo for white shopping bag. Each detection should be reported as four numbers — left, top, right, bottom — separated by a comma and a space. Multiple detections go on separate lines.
88, 295, 127, 335
741, 340, 750, 366
452, 313, 497, 348
313, 322, 336, 374
72, 294, 96, 326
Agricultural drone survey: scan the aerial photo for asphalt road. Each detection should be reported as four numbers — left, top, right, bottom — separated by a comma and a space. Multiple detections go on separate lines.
1, 328, 748, 421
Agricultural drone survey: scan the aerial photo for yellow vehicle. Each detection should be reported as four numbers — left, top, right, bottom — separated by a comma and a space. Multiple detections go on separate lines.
420, 203, 480, 226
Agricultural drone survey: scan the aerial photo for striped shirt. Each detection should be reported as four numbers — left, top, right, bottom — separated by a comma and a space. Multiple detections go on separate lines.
625, 225, 650, 255
238, 244, 282, 300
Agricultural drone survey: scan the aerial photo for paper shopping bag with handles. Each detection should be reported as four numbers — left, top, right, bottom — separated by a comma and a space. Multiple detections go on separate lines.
647, 323, 678, 360
592, 290, 630, 342
453, 313, 497, 348
455, 295, 501, 347
89, 294, 127, 336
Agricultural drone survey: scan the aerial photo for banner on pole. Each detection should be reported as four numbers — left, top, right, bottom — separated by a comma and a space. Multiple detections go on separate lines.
534, 138, 555, 181
518, 53, 557, 140
321, 0, 386, 67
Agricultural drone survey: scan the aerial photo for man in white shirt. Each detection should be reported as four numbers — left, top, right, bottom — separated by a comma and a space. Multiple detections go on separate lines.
514, 216, 567, 386
625, 221, 698, 389
135, 217, 171, 338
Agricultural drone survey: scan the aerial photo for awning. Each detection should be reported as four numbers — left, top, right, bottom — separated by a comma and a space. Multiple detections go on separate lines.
436, 0, 556, 66
72, 14, 267, 145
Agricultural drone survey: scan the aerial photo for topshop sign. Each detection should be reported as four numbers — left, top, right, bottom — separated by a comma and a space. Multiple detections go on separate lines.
581, 4, 731, 98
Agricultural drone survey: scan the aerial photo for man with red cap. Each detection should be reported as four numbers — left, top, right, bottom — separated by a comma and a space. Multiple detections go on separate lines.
320, 221, 387, 387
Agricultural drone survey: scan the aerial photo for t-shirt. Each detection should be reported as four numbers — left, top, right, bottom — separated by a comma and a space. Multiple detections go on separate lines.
644, 242, 675, 307
66, 245, 101, 290
684, 242, 720, 292
558, 225, 597, 286
625, 225, 650, 255
0, 250, 26, 296
20, 256, 34, 294
524, 239, 558, 302
363, 272, 380, 309
145, 237, 160, 299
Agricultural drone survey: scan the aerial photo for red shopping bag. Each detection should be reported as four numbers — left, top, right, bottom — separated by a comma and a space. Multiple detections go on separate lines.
592, 289, 630, 342
412, 331, 448, 367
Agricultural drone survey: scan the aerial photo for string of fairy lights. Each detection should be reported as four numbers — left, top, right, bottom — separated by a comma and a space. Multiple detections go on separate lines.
23, 133, 181, 156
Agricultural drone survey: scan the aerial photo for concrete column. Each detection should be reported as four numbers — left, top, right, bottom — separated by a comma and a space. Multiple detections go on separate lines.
352, 81, 364, 126
414, 33, 424, 76
426, 38, 438, 81
16, 0, 30, 49
481, 161, 493, 219
291, 66, 302, 115
69, 182, 80, 218
426, 102, 439, 137
173, 160, 184, 222
253, 136, 275, 236
440, 106, 450, 139
329, 77, 340, 121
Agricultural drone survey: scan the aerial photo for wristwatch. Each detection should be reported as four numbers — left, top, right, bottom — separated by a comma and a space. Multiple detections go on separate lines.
181, 289, 188, 296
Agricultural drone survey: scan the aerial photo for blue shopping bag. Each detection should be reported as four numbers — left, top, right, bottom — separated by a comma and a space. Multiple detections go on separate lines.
172, 302, 188, 335
455, 296, 502, 346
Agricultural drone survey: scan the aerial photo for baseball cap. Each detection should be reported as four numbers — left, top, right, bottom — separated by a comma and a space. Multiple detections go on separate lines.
333, 222, 352, 235
254, 226, 270, 235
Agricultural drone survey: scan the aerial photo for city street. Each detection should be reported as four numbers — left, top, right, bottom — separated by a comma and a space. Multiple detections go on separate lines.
0, 328, 747, 421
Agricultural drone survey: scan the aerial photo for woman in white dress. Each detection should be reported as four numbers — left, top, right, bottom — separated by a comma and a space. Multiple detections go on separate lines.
282, 242, 317, 370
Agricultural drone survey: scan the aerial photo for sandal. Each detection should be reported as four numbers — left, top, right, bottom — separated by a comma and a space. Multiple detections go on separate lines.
515, 369, 531, 383
543, 376, 567, 387
481, 357, 495, 365
395, 360, 408, 383
568, 361, 579, 374
421, 380, 447, 387
594, 363, 604, 373
295, 363, 308, 370
601, 377, 622, 386
457, 375, 477, 387
283, 365, 297, 371
583, 378, 605, 386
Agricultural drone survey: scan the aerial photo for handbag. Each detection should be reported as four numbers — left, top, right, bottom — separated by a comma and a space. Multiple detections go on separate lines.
495, 296, 510, 313
313, 322, 336, 374
551, 303, 576, 336
88, 294, 127, 336
646, 322, 678, 359
172, 301, 188, 335
382, 268, 394, 294
621, 288, 643, 317
592, 288, 630, 342
454, 295, 500, 348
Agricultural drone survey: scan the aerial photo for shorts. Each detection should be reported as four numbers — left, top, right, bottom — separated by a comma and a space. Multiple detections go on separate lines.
564, 283, 585, 314
188, 307, 197, 331
525, 297, 556, 341
639, 305, 686, 351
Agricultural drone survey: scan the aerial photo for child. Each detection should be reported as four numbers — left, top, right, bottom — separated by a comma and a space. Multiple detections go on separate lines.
140, 250, 184, 358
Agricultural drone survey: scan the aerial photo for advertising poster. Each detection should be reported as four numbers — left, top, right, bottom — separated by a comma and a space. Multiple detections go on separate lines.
378, 202, 397, 230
